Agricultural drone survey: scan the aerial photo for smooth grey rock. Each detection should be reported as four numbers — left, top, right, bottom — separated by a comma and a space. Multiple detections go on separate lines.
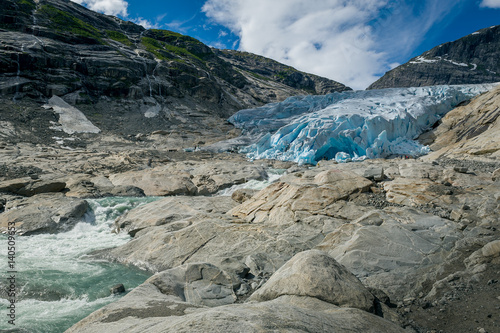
113, 196, 237, 236
66, 295, 406, 333
250, 250, 375, 312
0, 193, 88, 235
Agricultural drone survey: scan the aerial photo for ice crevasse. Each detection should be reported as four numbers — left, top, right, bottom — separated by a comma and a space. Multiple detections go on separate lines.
229, 84, 498, 165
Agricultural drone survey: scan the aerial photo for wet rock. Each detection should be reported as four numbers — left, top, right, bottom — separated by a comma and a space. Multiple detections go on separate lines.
110, 284, 125, 295
0, 193, 88, 235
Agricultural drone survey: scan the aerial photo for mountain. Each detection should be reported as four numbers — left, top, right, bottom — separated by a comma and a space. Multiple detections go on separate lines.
368, 25, 500, 89
0, 0, 350, 146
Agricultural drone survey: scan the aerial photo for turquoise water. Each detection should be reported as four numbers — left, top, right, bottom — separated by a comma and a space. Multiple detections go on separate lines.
0, 197, 159, 333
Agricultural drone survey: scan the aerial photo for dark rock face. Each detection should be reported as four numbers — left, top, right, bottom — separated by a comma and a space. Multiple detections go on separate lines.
368, 25, 500, 89
215, 49, 351, 95
0, 0, 349, 145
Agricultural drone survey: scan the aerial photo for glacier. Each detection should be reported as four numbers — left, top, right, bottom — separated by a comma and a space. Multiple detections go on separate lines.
229, 84, 498, 165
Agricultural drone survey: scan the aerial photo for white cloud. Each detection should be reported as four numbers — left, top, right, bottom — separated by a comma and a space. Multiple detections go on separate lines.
480, 0, 500, 8
132, 17, 159, 29
71, 0, 128, 17
202, 0, 463, 89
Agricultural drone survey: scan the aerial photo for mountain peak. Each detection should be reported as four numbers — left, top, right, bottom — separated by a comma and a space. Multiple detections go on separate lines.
368, 25, 500, 89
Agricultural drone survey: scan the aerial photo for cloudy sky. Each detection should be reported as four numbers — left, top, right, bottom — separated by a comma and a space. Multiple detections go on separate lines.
71, 0, 500, 89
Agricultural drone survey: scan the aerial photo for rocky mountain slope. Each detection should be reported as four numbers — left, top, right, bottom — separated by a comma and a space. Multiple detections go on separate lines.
0, 0, 349, 147
368, 25, 500, 89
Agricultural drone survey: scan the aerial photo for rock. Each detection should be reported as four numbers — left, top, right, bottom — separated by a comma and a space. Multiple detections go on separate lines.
315, 207, 461, 297
362, 167, 385, 181
147, 263, 237, 307
108, 160, 268, 196
0, 177, 32, 193
109, 171, 197, 196
0, 193, 88, 235
67, 293, 407, 333
383, 177, 441, 206
250, 250, 375, 312
110, 284, 125, 295
493, 168, 500, 181
113, 196, 237, 236
425, 85, 500, 161
15, 179, 66, 196
481, 240, 500, 257
231, 188, 258, 203
228, 167, 372, 224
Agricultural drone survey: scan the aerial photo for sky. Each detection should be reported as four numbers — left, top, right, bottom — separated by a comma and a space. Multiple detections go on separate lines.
71, 0, 500, 90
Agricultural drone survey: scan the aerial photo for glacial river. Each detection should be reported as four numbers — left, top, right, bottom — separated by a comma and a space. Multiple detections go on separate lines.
0, 197, 158, 333
0, 170, 285, 332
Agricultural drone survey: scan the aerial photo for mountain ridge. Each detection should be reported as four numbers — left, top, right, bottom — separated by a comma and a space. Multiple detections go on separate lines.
368, 25, 500, 89
0, 0, 350, 147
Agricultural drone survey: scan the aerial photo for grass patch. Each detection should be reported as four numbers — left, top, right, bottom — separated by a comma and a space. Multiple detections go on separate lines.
106, 30, 133, 47
40, 4, 103, 43
140, 37, 203, 62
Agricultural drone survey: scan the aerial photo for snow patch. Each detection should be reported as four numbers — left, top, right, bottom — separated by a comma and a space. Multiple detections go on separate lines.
409, 56, 439, 64
444, 59, 469, 67
43, 96, 100, 134
229, 83, 499, 165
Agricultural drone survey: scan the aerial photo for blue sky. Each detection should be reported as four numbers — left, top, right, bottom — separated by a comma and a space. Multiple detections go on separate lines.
72, 0, 500, 89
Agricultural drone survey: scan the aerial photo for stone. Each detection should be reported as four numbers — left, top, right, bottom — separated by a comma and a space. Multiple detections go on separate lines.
481, 240, 500, 257
315, 206, 462, 297
493, 168, 500, 181
109, 171, 198, 196
148, 263, 237, 307
15, 179, 66, 196
110, 284, 126, 295
0, 177, 32, 193
0, 193, 88, 235
231, 188, 258, 203
228, 167, 372, 224
113, 196, 237, 236
250, 250, 375, 312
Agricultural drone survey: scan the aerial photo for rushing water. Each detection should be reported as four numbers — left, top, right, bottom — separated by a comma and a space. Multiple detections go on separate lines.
0, 170, 285, 332
0, 197, 158, 333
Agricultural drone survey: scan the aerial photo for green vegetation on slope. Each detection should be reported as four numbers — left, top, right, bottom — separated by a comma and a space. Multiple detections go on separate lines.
106, 30, 133, 47
40, 4, 103, 43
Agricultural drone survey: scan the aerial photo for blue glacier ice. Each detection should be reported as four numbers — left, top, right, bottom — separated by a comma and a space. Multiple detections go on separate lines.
229, 84, 498, 165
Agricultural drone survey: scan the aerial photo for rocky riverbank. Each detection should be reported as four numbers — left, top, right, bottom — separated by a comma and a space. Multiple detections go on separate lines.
1, 85, 500, 332
1, 131, 499, 332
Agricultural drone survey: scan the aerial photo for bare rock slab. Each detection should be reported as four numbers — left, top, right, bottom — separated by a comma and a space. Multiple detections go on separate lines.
229, 167, 372, 224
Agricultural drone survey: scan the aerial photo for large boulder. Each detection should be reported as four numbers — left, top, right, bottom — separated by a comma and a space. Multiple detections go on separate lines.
228, 167, 372, 224
109, 171, 198, 196
0, 193, 88, 235
114, 196, 237, 236
316, 207, 462, 297
250, 250, 375, 312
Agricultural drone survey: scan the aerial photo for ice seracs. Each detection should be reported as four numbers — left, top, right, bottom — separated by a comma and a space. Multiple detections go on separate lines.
229, 83, 498, 165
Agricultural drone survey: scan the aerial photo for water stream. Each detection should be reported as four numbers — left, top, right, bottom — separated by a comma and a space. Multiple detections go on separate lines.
0, 197, 158, 332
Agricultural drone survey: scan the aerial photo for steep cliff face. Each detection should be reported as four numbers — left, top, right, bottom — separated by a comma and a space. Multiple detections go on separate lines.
0, 0, 349, 145
368, 25, 500, 89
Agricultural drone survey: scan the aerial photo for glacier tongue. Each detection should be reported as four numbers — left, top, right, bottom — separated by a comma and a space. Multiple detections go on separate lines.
229, 83, 498, 165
